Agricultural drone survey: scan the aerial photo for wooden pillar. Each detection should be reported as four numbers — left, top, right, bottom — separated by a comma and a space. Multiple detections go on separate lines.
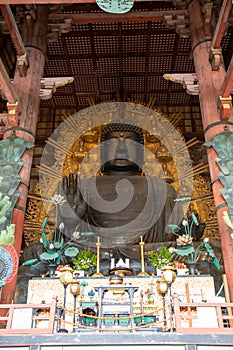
187, 0, 233, 301
1, 5, 48, 304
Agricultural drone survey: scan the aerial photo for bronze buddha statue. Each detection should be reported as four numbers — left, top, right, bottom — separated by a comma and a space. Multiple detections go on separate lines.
58, 122, 183, 248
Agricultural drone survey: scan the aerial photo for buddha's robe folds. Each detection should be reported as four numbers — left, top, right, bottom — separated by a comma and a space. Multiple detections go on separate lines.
60, 175, 183, 248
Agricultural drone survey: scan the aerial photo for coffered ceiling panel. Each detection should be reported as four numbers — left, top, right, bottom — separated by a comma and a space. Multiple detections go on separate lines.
99, 76, 120, 91
96, 58, 120, 74
0, 0, 232, 118
148, 56, 173, 73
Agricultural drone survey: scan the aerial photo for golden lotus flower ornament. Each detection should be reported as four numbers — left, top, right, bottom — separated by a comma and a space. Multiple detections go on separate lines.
176, 234, 193, 246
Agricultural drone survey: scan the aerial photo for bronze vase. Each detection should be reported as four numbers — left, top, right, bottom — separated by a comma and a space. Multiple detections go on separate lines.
187, 262, 198, 275
47, 264, 57, 277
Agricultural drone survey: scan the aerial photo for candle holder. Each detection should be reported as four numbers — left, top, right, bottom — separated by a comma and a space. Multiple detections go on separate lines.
92, 237, 104, 277
138, 237, 149, 276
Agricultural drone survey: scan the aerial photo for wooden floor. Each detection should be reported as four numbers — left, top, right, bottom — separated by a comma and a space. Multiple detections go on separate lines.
0, 332, 233, 349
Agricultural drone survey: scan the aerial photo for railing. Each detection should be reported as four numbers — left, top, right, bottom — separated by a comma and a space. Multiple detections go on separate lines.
0, 297, 57, 335
173, 296, 233, 334
1, 297, 233, 335
62, 306, 166, 332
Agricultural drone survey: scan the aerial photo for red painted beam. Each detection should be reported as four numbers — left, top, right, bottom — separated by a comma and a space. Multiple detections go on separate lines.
0, 5, 26, 56
211, 0, 232, 49
0, 0, 170, 3
0, 58, 18, 103
218, 53, 233, 121
49, 9, 188, 24
221, 54, 233, 98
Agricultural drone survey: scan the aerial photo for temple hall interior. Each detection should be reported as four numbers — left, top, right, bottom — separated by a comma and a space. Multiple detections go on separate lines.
0, 0, 233, 348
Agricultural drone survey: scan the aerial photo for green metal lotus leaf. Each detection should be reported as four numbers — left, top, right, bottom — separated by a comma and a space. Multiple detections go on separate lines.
64, 246, 79, 257
176, 245, 195, 256
41, 217, 48, 229
168, 224, 180, 231
203, 242, 221, 269
211, 256, 221, 270
54, 242, 62, 249
40, 251, 59, 260
203, 242, 215, 256
22, 258, 39, 266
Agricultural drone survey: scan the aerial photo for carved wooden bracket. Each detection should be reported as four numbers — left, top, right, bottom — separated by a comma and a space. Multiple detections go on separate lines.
163, 73, 199, 95
163, 12, 190, 38
47, 18, 73, 43
7, 101, 20, 127
210, 47, 222, 71
39, 77, 74, 100
4, 76, 75, 103
218, 95, 233, 121
17, 53, 29, 78
202, 2, 213, 25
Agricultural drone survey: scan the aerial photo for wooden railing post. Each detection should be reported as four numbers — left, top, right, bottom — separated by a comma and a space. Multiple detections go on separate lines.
0, 299, 57, 335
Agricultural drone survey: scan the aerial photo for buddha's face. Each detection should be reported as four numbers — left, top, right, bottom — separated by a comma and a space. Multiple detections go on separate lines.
102, 131, 141, 173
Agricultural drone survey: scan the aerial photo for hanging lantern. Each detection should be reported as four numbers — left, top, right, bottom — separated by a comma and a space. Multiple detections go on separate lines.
70, 280, 81, 296
59, 265, 74, 285
157, 279, 168, 295
161, 266, 177, 284
96, 0, 134, 14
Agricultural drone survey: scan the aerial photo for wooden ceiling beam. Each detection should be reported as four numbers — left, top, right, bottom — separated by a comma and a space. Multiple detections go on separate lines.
0, 5, 26, 56
0, 5, 29, 77
210, 0, 232, 71
221, 54, 233, 98
0, 0, 172, 3
218, 54, 233, 120
0, 58, 21, 126
0, 58, 18, 104
48, 9, 188, 24
211, 0, 232, 50
48, 9, 187, 24
209, 0, 233, 118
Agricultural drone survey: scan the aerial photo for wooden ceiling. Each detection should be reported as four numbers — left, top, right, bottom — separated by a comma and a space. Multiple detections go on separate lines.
0, 1, 232, 115
43, 1, 197, 110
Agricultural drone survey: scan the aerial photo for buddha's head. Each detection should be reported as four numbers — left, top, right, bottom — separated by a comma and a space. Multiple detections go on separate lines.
101, 123, 144, 174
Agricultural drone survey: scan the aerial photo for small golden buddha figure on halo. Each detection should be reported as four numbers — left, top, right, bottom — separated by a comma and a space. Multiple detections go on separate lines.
159, 163, 174, 184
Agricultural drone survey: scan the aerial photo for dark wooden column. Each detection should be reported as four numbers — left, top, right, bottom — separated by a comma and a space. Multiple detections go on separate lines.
2, 5, 48, 304
187, 0, 233, 301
